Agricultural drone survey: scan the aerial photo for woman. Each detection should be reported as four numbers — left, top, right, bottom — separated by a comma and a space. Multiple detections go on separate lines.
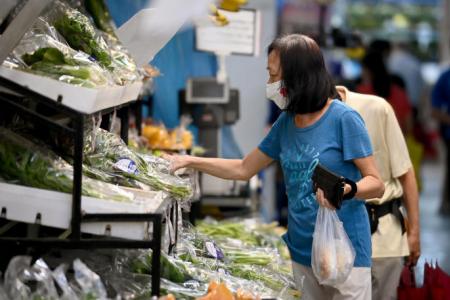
168, 34, 384, 300
357, 50, 412, 133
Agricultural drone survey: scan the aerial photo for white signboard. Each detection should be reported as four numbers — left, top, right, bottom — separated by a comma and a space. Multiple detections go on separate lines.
195, 9, 261, 56
117, 8, 184, 66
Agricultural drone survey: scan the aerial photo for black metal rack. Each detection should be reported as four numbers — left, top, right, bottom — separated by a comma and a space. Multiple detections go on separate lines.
0, 76, 164, 296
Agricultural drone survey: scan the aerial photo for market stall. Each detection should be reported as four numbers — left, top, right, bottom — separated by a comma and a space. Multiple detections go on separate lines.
0, 0, 301, 299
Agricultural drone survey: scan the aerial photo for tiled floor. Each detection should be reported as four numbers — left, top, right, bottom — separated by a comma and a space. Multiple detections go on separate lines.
415, 160, 450, 284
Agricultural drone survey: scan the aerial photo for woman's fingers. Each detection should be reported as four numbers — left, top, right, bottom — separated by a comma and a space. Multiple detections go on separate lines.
316, 188, 335, 210
162, 154, 180, 174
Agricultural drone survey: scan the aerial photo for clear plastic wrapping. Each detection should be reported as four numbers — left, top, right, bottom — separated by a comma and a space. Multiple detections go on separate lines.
73, 259, 108, 299
47, 0, 139, 85
3, 0, 140, 87
0, 128, 135, 202
5, 17, 113, 88
52, 264, 78, 300
4, 256, 58, 299
69, 0, 141, 84
311, 207, 356, 287
104, 33, 141, 85
2, 256, 109, 300
45, 1, 113, 69
83, 128, 193, 200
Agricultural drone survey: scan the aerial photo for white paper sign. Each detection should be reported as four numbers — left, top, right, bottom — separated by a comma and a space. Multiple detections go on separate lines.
195, 9, 261, 56
117, 0, 212, 66
117, 8, 183, 66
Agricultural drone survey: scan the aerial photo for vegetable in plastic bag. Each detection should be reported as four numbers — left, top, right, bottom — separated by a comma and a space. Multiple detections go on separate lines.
0, 128, 135, 202
83, 0, 141, 85
195, 220, 259, 246
311, 206, 355, 286
84, 0, 117, 36
83, 128, 192, 199
51, 1, 112, 68
52, 264, 78, 300
73, 259, 107, 299
131, 251, 192, 284
5, 17, 112, 88
51, 0, 139, 85
4, 256, 59, 300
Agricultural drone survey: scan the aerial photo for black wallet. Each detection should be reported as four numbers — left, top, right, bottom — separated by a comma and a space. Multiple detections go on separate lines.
312, 164, 345, 209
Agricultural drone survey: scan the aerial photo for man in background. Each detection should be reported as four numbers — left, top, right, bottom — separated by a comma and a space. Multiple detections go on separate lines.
337, 86, 421, 300
431, 69, 450, 214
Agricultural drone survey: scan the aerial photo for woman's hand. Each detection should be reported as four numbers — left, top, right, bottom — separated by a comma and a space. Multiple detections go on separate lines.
163, 154, 191, 174
316, 188, 335, 210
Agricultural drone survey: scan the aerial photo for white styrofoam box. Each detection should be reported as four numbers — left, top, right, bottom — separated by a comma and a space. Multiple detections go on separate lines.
0, 67, 142, 114
121, 81, 143, 102
0, 182, 169, 240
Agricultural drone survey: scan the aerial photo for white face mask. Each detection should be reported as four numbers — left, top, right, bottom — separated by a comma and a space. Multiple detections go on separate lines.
266, 80, 287, 109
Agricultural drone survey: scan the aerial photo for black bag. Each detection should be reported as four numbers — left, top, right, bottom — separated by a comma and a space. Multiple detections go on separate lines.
366, 198, 406, 234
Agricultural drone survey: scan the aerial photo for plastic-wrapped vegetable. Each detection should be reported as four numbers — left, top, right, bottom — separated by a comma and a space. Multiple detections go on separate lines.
84, 0, 117, 36
83, 128, 193, 200
3, 256, 110, 300
50, 1, 112, 68
82, 0, 141, 84
5, 18, 112, 87
52, 264, 79, 300
4, 256, 59, 300
73, 259, 108, 299
51, 0, 139, 85
195, 220, 260, 246
82, 163, 150, 190
0, 128, 135, 202
131, 251, 192, 284
107, 36, 141, 84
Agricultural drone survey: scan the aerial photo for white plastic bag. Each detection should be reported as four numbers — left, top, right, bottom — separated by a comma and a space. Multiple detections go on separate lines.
311, 206, 356, 286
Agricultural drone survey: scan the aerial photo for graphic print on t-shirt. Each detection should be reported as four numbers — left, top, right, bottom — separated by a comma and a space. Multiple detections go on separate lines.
280, 143, 319, 210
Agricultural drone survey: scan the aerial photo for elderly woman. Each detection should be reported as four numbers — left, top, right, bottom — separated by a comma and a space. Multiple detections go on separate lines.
168, 34, 384, 299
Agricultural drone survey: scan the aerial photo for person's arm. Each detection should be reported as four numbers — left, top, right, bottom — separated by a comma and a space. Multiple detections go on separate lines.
318, 156, 384, 209
167, 148, 273, 181
350, 155, 385, 199
398, 168, 421, 266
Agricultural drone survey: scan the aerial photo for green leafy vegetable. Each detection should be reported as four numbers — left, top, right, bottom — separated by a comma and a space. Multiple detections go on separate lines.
20, 47, 108, 87
83, 129, 192, 199
54, 5, 112, 67
22, 47, 67, 65
224, 250, 272, 266
0, 128, 134, 202
30, 61, 91, 79
196, 221, 259, 245
131, 252, 191, 284
84, 0, 116, 36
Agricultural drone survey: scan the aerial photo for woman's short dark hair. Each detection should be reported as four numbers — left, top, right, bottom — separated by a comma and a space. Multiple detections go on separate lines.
268, 34, 337, 114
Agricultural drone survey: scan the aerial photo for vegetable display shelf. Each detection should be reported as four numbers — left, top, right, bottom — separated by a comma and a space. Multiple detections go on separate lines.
0, 66, 143, 114
0, 182, 168, 240
0, 75, 165, 296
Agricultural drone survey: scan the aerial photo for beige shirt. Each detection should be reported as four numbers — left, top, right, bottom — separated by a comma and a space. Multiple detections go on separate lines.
337, 86, 411, 258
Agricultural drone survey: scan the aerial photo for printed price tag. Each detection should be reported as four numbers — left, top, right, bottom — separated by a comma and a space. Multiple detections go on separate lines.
114, 158, 139, 175
205, 241, 224, 260
205, 241, 217, 258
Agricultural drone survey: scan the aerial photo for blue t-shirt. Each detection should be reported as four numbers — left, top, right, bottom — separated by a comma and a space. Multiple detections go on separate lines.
258, 100, 373, 268
432, 69, 450, 140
